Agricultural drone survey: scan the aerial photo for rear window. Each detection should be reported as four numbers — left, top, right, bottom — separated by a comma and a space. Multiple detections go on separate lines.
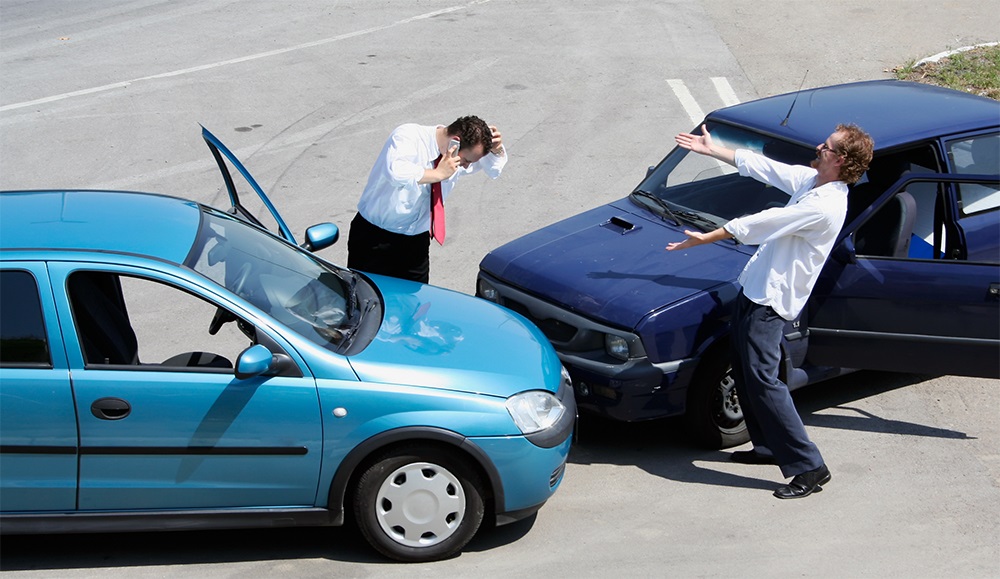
947, 132, 1000, 216
0, 270, 50, 366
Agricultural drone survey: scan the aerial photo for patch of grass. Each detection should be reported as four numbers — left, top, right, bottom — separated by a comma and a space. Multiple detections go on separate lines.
894, 44, 1000, 100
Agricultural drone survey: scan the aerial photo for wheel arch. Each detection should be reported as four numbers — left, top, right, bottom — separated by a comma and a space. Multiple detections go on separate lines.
326, 427, 504, 526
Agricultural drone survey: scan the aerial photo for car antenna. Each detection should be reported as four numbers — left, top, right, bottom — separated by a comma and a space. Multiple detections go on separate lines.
780, 70, 809, 126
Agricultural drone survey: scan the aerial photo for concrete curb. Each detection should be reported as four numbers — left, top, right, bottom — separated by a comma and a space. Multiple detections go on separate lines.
915, 41, 999, 66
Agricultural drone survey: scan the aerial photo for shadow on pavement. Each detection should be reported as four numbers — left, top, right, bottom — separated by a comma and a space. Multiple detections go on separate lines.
0, 525, 384, 571
1, 497, 537, 571
568, 370, 974, 490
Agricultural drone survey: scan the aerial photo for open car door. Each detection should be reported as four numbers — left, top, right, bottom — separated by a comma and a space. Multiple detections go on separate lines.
805, 173, 1000, 379
202, 126, 298, 245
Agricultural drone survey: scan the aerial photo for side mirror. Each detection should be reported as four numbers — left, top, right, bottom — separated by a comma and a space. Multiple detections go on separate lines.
302, 223, 339, 252
235, 344, 300, 380
235, 344, 274, 379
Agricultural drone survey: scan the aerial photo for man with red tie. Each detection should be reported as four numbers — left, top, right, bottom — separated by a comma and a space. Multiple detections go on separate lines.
347, 116, 506, 283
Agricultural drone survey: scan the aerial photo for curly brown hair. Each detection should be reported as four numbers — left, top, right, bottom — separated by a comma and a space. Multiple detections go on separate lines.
446, 116, 493, 154
834, 123, 874, 184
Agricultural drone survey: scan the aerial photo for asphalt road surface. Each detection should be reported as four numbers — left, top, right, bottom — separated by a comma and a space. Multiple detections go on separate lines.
1, 1, 998, 577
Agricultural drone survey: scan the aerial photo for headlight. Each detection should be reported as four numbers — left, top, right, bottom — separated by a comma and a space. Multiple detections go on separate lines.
477, 278, 500, 303
605, 334, 630, 361
506, 390, 566, 434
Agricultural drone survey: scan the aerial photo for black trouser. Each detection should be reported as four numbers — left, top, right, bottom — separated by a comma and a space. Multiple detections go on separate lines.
731, 292, 824, 478
347, 213, 430, 283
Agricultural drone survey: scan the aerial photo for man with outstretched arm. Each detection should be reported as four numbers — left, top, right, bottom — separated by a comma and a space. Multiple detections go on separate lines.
668, 123, 873, 499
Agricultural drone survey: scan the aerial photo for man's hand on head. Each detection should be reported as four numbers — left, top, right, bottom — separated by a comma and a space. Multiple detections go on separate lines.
489, 125, 505, 156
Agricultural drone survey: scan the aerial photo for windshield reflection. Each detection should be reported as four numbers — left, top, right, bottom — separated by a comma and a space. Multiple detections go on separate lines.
187, 209, 357, 351
634, 122, 815, 224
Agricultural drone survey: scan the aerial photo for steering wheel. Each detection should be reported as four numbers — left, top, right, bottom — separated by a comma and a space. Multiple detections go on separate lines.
208, 263, 251, 335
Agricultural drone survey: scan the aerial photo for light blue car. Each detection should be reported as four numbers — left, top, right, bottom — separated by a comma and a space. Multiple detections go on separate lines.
0, 127, 575, 562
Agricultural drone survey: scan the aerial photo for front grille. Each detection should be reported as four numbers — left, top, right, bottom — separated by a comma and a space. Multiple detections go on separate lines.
504, 298, 578, 342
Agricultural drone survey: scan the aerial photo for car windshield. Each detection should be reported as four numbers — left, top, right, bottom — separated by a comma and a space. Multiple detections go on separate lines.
186, 209, 364, 352
633, 122, 816, 229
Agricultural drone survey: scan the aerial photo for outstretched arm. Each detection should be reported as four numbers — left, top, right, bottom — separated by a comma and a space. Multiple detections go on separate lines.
666, 227, 733, 251
675, 124, 736, 166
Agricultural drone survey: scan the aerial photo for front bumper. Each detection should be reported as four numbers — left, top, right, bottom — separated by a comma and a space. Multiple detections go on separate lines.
560, 351, 696, 421
477, 274, 696, 421
469, 432, 571, 523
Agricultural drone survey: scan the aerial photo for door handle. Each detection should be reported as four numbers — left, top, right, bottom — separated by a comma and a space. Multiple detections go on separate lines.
989, 283, 999, 302
91, 397, 131, 420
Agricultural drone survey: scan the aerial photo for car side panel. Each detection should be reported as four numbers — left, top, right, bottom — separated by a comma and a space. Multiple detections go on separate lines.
71, 370, 324, 510
0, 263, 78, 512
807, 254, 1000, 377
314, 378, 519, 506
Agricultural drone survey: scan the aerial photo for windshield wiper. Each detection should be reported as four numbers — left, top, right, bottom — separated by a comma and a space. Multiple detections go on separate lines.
672, 209, 720, 233
632, 190, 735, 242
341, 299, 376, 351
631, 190, 680, 226
345, 273, 359, 320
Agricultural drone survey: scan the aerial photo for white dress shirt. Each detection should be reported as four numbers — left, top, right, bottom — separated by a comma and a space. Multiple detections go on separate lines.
357, 123, 507, 235
723, 149, 848, 320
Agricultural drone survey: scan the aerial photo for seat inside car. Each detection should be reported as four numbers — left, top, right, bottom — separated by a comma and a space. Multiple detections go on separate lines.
69, 271, 140, 366
854, 190, 917, 258
69, 271, 232, 369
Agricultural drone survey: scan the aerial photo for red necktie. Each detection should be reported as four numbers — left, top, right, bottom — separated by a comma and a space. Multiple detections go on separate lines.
430, 155, 446, 245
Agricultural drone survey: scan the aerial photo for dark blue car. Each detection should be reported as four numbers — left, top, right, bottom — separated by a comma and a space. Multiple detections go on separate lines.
477, 80, 999, 448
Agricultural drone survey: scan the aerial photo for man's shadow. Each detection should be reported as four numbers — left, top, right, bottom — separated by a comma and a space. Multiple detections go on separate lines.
569, 370, 973, 490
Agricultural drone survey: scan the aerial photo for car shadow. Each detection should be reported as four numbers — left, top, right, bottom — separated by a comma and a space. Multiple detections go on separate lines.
0, 526, 380, 571
0, 504, 537, 571
0, 500, 535, 571
568, 370, 974, 490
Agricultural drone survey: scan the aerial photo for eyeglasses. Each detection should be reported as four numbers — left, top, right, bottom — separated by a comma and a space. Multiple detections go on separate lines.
816, 142, 841, 157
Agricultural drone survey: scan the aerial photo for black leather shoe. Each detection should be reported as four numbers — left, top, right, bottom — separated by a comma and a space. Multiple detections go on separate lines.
773, 464, 831, 499
730, 449, 777, 465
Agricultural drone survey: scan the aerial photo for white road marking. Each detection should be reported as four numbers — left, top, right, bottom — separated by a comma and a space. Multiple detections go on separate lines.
666, 79, 706, 128
711, 77, 741, 107
0, 1, 491, 113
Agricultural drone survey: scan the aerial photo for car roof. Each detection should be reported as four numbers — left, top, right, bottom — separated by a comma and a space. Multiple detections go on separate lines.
0, 190, 201, 263
709, 80, 1000, 152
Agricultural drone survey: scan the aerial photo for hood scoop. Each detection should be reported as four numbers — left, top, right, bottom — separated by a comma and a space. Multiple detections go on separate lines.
600, 216, 641, 235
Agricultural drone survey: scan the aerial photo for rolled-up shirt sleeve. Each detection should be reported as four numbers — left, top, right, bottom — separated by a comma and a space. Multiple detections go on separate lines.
725, 203, 831, 246
734, 149, 816, 196
385, 132, 427, 188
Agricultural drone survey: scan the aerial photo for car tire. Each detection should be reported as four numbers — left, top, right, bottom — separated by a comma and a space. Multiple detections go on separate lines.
353, 444, 485, 562
684, 352, 749, 449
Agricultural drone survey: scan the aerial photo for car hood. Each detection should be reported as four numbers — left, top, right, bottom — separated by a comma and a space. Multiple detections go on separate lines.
347, 276, 563, 398
480, 199, 752, 329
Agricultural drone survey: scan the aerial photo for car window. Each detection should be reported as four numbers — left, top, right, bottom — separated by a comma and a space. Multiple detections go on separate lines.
947, 132, 1000, 216
0, 270, 50, 367
850, 146, 948, 261
853, 171, 1000, 264
67, 271, 252, 371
